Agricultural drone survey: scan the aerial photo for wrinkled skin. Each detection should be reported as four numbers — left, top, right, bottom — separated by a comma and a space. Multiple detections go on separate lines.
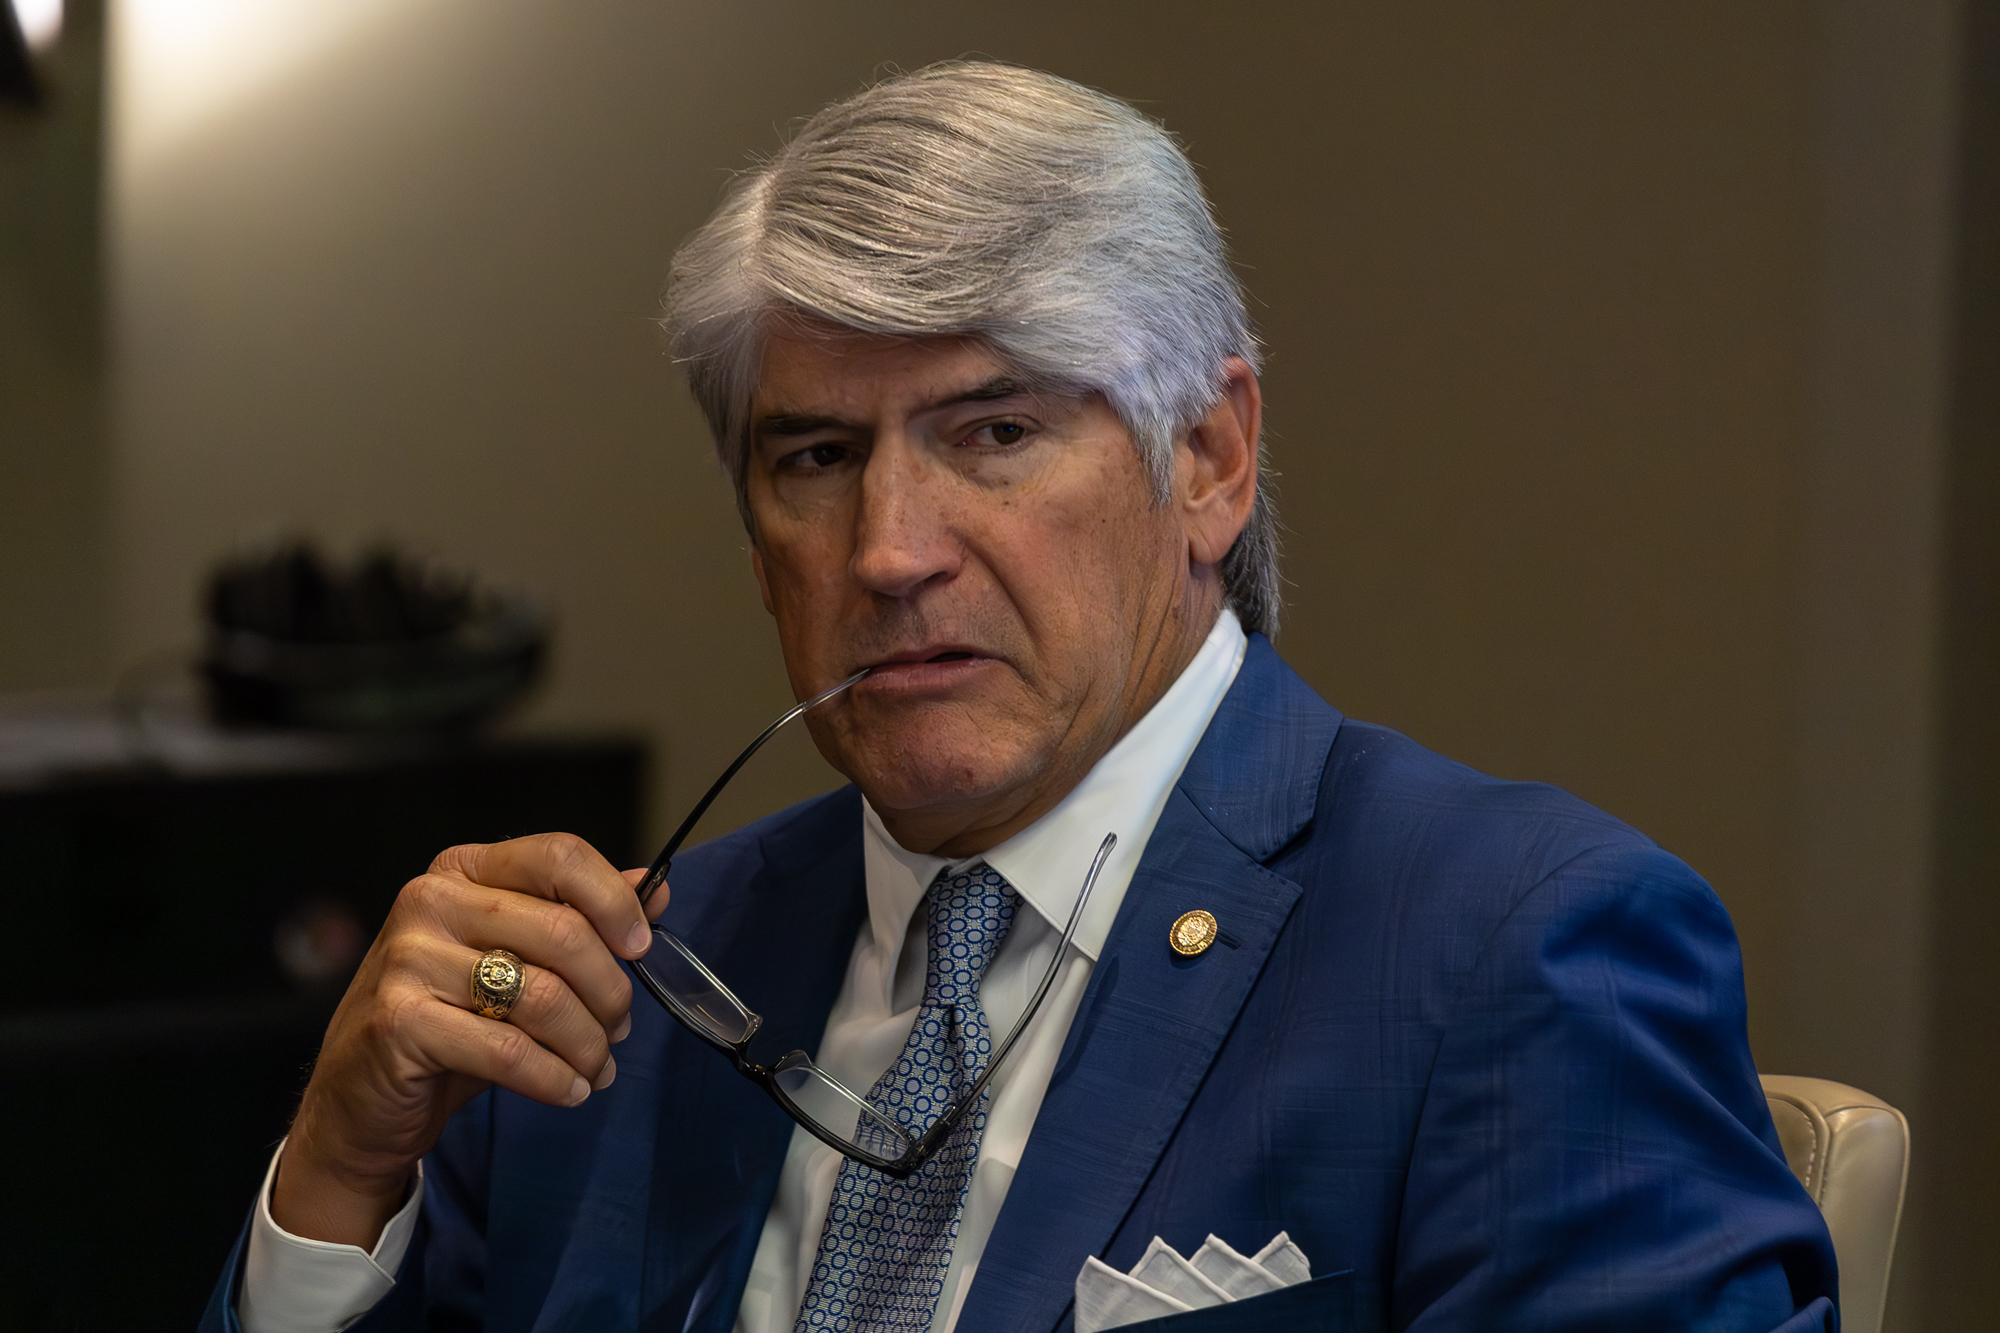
745, 329, 1261, 856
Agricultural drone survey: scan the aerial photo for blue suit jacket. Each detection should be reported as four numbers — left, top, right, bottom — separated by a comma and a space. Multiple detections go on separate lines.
204, 636, 1837, 1332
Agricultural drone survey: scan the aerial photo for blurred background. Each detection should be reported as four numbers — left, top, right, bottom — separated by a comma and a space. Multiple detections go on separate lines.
1, 0, 1993, 1328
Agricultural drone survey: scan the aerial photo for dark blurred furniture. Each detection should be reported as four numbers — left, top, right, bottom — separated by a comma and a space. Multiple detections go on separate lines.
0, 698, 644, 1330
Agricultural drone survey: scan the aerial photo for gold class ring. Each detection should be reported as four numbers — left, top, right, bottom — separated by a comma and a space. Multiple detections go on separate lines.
470, 948, 527, 1020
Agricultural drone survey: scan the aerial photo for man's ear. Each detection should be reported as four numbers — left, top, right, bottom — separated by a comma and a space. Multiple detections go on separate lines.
750, 543, 776, 616
1178, 356, 1262, 568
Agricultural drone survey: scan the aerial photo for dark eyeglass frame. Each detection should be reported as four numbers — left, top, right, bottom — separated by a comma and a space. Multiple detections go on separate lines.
629, 669, 1115, 1179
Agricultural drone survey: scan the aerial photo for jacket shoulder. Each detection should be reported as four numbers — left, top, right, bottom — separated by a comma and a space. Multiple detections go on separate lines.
1196, 638, 1670, 898
1318, 719, 1655, 871
1286, 715, 1736, 990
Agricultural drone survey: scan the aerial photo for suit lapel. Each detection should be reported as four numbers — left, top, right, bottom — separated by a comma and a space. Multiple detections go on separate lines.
638, 789, 873, 1333
957, 637, 1343, 1333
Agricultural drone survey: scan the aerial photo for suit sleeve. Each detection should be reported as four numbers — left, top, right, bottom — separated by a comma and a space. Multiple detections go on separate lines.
1392, 842, 1839, 1332
197, 1092, 497, 1333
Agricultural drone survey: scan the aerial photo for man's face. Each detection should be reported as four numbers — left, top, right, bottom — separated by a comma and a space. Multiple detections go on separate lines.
745, 330, 1227, 856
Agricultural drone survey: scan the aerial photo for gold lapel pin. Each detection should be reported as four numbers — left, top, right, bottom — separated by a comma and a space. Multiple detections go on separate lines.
1170, 909, 1219, 956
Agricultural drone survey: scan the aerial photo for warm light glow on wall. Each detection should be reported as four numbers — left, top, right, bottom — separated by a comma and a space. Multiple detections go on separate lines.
11, 0, 62, 53
112, 0, 407, 174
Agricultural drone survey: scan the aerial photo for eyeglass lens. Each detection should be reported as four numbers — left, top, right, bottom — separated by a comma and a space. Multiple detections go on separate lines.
639, 928, 758, 1045
637, 928, 921, 1158
649, 832, 1114, 1172
770, 1052, 915, 1159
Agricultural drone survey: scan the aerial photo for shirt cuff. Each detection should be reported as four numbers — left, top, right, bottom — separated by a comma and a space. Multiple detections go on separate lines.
238, 1138, 422, 1333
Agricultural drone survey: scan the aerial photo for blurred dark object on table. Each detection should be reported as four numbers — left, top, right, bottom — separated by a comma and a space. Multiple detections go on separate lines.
201, 542, 546, 731
0, 690, 645, 1329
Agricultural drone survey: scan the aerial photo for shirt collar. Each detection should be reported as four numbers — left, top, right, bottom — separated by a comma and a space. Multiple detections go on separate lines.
860, 608, 1249, 963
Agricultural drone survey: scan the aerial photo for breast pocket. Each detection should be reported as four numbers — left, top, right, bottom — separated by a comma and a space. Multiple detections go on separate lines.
1099, 1270, 1355, 1333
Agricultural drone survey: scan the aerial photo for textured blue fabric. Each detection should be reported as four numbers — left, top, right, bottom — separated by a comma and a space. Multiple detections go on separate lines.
198, 635, 1840, 1333
795, 864, 1017, 1332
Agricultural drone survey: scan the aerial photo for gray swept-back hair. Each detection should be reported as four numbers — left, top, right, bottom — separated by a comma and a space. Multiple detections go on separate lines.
661, 60, 1281, 636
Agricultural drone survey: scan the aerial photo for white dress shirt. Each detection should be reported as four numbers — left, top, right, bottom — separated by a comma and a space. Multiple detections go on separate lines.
241, 609, 1248, 1333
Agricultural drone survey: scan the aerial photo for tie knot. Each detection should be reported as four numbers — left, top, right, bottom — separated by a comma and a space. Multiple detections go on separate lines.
923, 863, 1017, 1008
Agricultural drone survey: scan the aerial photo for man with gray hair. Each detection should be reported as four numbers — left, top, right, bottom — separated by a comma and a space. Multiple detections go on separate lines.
206, 62, 1837, 1333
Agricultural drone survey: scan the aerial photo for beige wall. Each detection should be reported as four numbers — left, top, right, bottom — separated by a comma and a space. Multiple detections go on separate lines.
41, 1, 1967, 1323
1794, 6, 1959, 1326
0, 0, 109, 692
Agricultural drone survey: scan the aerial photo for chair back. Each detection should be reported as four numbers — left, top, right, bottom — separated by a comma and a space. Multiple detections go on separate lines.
1761, 1075, 1909, 1333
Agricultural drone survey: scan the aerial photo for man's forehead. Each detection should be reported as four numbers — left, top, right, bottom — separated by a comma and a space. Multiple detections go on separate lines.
751, 330, 1037, 422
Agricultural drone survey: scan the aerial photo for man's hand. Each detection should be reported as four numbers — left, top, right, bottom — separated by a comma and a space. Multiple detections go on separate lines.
271, 833, 664, 1248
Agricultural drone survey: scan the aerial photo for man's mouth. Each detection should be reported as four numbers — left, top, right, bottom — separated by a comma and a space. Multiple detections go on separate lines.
857, 647, 996, 688
868, 646, 984, 668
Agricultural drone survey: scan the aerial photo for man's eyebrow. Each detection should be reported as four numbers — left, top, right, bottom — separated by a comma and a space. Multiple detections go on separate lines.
752, 378, 1038, 438
755, 412, 853, 438
940, 376, 1035, 407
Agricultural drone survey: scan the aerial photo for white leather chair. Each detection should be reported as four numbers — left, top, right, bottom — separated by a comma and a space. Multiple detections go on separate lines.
1761, 1075, 1909, 1333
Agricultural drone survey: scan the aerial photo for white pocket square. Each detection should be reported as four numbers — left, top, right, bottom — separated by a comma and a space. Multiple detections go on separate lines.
1074, 1232, 1312, 1333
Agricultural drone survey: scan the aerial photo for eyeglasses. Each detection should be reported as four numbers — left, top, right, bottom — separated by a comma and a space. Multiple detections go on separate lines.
630, 670, 1115, 1178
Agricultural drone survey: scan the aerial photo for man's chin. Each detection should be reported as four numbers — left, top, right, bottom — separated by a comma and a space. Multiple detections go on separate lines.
851, 762, 1023, 822
839, 736, 1046, 841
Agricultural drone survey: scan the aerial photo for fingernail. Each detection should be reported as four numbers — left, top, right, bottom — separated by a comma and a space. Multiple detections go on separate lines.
611, 1014, 632, 1044
593, 1055, 618, 1091
626, 921, 651, 955
568, 1076, 590, 1106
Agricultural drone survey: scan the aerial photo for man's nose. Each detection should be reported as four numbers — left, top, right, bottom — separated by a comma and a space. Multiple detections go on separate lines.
850, 439, 961, 599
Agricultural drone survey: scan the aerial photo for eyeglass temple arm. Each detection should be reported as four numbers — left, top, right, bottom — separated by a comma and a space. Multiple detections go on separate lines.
911, 830, 1118, 1159
637, 668, 872, 906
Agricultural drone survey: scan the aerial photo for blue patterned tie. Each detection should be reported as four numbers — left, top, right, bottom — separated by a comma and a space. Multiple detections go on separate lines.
794, 863, 1019, 1333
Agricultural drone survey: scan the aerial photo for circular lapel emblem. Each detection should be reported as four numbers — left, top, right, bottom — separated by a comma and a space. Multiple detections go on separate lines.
1169, 909, 1219, 956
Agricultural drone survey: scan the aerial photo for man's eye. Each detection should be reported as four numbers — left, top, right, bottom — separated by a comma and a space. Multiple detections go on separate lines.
782, 443, 853, 472
968, 422, 1028, 447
